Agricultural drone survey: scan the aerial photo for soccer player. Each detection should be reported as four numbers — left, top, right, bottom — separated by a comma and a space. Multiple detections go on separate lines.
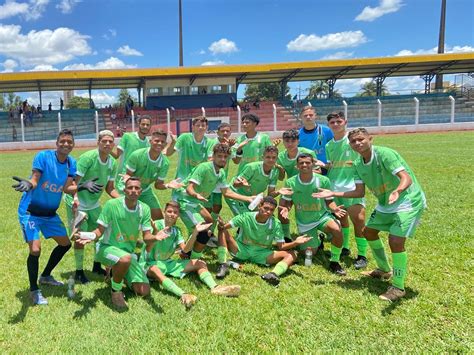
13, 129, 100, 305
123, 130, 183, 220
232, 113, 272, 175
112, 116, 152, 193
316, 112, 369, 269
64, 130, 120, 283
77, 177, 158, 309
279, 153, 348, 275
141, 201, 241, 309
314, 128, 426, 301
298, 106, 333, 169
216, 196, 311, 285
277, 129, 316, 180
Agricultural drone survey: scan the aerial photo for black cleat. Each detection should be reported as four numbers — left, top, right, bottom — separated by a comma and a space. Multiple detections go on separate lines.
261, 272, 280, 286
353, 255, 368, 270
92, 262, 106, 276
341, 248, 351, 257
216, 263, 229, 279
329, 262, 347, 276
75, 270, 90, 284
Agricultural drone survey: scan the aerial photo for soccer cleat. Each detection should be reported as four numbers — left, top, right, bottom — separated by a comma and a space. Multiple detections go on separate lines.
261, 272, 280, 286
206, 236, 218, 248
329, 262, 347, 276
353, 256, 368, 270
92, 262, 107, 276
211, 285, 241, 297
111, 291, 128, 308
75, 270, 90, 284
361, 269, 392, 280
30, 289, 48, 305
180, 294, 198, 309
39, 275, 64, 286
379, 286, 406, 302
215, 263, 230, 279
341, 248, 351, 257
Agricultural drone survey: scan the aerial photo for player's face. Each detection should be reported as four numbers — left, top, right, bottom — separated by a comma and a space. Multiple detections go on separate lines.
193, 121, 208, 136
297, 157, 314, 173
283, 137, 298, 150
150, 135, 166, 153
258, 202, 276, 219
301, 109, 317, 124
164, 206, 179, 224
218, 126, 231, 139
98, 136, 114, 154
124, 180, 142, 200
139, 119, 151, 135
349, 133, 372, 155
242, 118, 256, 132
56, 134, 74, 155
263, 152, 278, 168
213, 152, 229, 168
328, 117, 347, 134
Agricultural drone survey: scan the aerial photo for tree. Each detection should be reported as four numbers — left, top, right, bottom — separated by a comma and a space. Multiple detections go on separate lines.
6, 93, 22, 109
244, 82, 291, 101
306, 80, 328, 99
67, 96, 90, 109
117, 89, 137, 107
357, 81, 390, 97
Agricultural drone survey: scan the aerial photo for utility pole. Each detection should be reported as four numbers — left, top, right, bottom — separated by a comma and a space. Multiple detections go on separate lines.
179, 0, 183, 66
435, 0, 446, 91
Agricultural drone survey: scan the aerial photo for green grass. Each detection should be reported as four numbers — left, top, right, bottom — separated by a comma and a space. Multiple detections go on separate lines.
0, 131, 473, 352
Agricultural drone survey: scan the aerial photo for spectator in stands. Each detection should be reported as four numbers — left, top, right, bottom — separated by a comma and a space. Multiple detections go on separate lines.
111, 111, 117, 123
37, 104, 42, 113
9, 108, 14, 123
253, 97, 260, 109
89, 98, 95, 109
48, 102, 52, 111
60, 98, 64, 111
12, 125, 17, 141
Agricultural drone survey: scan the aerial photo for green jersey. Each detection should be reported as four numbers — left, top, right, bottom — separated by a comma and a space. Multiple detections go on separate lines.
230, 212, 284, 248
97, 197, 152, 253
282, 173, 332, 232
277, 147, 315, 179
64, 149, 116, 210
141, 220, 184, 262
174, 132, 209, 180
207, 137, 233, 176
230, 161, 278, 196
116, 132, 150, 191
325, 135, 359, 193
180, 161, 228, 204
233, 132, 272, 174
353, 146, 426, 213
126, 148, 169, 192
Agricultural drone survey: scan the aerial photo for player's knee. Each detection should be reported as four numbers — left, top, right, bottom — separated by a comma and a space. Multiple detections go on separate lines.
134, 283, 150, 297
119, 254, 132, 265
195, 259, 208, 270
213, 205, 222, 214
29, 248, 41, 257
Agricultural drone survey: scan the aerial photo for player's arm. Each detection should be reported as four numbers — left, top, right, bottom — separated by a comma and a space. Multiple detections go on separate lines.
63, 176, 78, 195
110, 146, 122, 159
276, 164, 285, 181
164, 133, 177, 156
276, 235, 312, 250
325, 200, 347, 219
388, 170, 412, 204
11, 169, 41, 192
105, 181, 120, 198
155, 178, 184, 190
74, 224, 105, 245
231, 139, 249, 164
313, 182, 365, 199
221, 187, 254, 203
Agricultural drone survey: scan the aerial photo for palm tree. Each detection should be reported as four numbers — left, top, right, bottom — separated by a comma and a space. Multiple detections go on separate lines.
306, 80, 329, 99
358, 81, 389, 97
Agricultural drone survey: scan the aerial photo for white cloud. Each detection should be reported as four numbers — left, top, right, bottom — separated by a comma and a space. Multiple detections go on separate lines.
77, 91, 116, 106
355, 0, 403, 22
102, 29, 116, 40
63, 57, 136, 70
208, 38, 238, 55
56, 0, 80, 14
201, 60, 225, 66
199, 49, 206, 55
1, 59, 18, 72
395, 45, 474, 56
25, 0, 49, 20
117, 45, 143, 56
321, 51, 354, 60
0, 0, 49, 20
0, 24, 91, 66
287, 31, 368, 52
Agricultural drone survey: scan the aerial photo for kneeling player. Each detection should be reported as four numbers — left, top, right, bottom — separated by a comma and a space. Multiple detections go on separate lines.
141, 201, 241, 308
216, 196, 311, 285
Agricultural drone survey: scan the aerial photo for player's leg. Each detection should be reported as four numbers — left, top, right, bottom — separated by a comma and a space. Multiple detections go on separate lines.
261, 250, 297, 286
338, 213, 351, 256
215, 229, 238, 279
347, 203, 368, 269
189, 207, 213, 258
278, 209, 291, 243
322, 218, 346, 276
126, 256, 150, 297
84, 207, 107, 275
140, 190, 163, 220
66, 206, 88, 282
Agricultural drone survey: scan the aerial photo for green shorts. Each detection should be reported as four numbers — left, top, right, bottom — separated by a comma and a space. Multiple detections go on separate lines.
146, 259, 191, 278
225, 197, 250, 217
232, 240, 274, 266
334, 196, 365, 209
366, 206, 425, 238
295, 216, 333, 250
211, 192, 223, 207
139, 188, 162, 210
177, 199, 205, 234
66, 206, 101, 234
96, 244, 149, 285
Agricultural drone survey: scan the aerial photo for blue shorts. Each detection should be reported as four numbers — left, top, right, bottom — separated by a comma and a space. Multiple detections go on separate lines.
19, 214, 67, 242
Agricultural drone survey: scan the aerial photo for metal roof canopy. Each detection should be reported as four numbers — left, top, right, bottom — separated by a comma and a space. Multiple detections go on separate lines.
0, 53, 473, 93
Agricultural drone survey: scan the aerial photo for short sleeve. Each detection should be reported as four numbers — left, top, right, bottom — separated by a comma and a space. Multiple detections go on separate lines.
325, 145, 331, 163
76, 154, 92, 177
117, 134, 128, 152
353, 165, 363, 184
140, 204, 152, 232
229, 214, 244, 228
281, 179, 293, 201
272, 221, 284, 243
174, 134, 186, 152
32, 151, 46, 172
380, 149, 405, 176
97, 201, 111, 227
216, 170, 228, 189
157, 157, 170, 181
188, 164, 204, 185
238, 164, 253, 181
68, 157, 77, 178
109, 160, 117, 181
126, 151, 138, 172
263, 134, 272, 148
269, 169, 278, 187
175, 227, 185, 245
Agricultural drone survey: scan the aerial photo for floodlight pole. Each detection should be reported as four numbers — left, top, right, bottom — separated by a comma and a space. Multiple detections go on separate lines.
435, 0, 446, 91
179, 0, 183, 66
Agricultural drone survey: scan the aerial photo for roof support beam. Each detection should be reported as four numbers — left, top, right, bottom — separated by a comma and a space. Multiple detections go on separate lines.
372, 64, 407, 96
420, 60, 457, 92
280, 69, 301, 84
37, 80, 42, 108
189, 75, 197, 86
325, 66, 354, 98
236, 73, 247, 91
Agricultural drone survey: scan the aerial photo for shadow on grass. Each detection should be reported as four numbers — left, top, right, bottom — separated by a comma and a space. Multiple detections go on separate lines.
9, 289, 30, 324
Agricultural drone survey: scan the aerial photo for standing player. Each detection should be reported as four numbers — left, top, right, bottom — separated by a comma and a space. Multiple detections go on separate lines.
13, 129, 99, 305
279, 153, 347, 275
141, 201, 240, 309
314, 128, 426, 301
277, 129, 316, 180
319, 112, 369, 269
112, 116, 152, 193
216, 196, 311, 284
64, 130, 120, 283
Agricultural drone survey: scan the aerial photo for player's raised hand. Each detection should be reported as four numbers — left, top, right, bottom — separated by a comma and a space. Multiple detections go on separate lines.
279, 206, 289, 219
168, 131, 176, 142
332, 205, 347, 219
217, 216, 226, 230
294, 234, 313, 245
227, 137, 236, 147
78, 177, 103, 194
388, 190, 400, 204
12, 176, 33, 192
312, 188, 334, 199
314, 159, 326, 168
166, 179, 184, 189
195, 222, 213, 233
155, 227, 171, 241
236, 177, 249, 187
237, 139, 250, 150
278, 187, 293, 196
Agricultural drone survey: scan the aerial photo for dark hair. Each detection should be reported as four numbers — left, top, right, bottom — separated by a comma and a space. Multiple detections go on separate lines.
241, 113, 260, 125
296, 152, 314, 163
164, 200, 180, 210
261, 196, 277, 207
213, 143, 231, 155
300, 106, 316, 118
57, 128, 74, 141
138, 116, 151, 124
151, 129, 167, 139
192, 116, 208, 126
125, 176, 141, 186
348, 127, 370, 139
217, 122, 231, 131
282, 129, 299, 140
263, 145, 278, 156
327, 111, 345, 121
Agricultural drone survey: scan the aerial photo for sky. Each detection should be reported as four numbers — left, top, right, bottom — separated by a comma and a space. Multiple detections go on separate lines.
0, 0, 473, 106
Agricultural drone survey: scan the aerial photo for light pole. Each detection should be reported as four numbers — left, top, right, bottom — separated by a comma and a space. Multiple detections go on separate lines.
179, 0, 183, 67
435, 0, 446, 91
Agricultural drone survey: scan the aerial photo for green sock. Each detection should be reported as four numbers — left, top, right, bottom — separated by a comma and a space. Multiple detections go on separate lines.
191, 250, 203, 259
392, 252, 408, 290
282, 223, 290, 238
74, 248, 84, 270
199, 271, 217, 289
368, 239, 391, 272
111, 278, 123, 292
162, 278, 185, 297
355, 236, 368, 257
271, 261, 288, 276
330, 244, 342, 262
342, 227, 350, 249
211, 212, 219, 232
217, 246, 227, 264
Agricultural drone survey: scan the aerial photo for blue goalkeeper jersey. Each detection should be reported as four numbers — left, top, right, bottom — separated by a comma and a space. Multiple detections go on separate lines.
298, 124, 333, 163
18, 150, 77, 217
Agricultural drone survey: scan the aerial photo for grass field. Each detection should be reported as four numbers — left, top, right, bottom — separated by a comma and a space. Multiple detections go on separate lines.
0, 131, 473, 353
